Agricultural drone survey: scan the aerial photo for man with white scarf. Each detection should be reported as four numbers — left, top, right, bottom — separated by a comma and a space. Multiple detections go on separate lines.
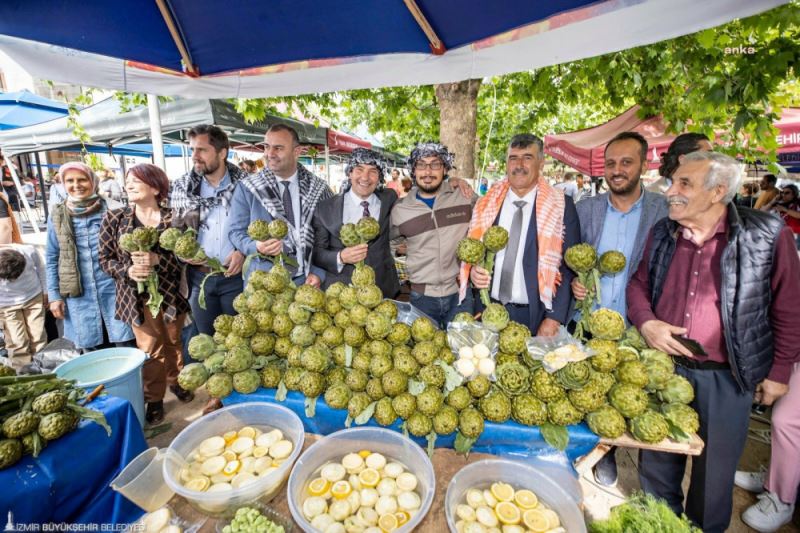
228, 124, 333, 287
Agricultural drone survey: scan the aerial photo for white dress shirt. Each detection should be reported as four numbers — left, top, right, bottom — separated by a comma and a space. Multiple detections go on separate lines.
490, 187, 537, 304
337, 190, 381, 272
0, 244, 46, 307
277, 172, 303, 270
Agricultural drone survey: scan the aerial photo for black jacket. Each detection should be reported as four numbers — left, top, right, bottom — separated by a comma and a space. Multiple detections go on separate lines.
312, 188, 400, 298
647, 205, 784, 391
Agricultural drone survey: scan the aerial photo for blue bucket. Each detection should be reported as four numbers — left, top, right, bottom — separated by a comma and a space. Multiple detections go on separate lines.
55, 348, 147, 427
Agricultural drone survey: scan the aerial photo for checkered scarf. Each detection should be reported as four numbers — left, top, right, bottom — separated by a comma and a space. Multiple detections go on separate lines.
239, 164, 333, 276
459, 178, 566, 310
169, 162, 245, 229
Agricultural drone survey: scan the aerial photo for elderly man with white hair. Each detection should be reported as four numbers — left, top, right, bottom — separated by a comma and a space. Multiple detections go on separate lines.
626, 151, 800, 532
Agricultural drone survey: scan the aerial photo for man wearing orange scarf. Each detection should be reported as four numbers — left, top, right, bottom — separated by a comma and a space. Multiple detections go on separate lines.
460, 134, 580, 335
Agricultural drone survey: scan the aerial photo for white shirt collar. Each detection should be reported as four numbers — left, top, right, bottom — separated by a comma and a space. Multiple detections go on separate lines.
507, 186, 537, 205
347, 189, 377, 207
277, 172, 298, 186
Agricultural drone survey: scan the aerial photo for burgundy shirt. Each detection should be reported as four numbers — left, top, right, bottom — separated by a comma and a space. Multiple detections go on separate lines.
627, 209, 800, 384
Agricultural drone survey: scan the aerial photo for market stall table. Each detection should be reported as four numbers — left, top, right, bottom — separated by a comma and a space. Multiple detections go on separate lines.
0, 395, 148, 525
224, 388, 600, 462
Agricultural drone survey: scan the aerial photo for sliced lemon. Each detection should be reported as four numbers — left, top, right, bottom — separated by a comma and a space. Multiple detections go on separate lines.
307, 477, 331, 497
237, 426, 257, 439
252, 446, 269, 458
378, 513, 398, 532
513, 489, 538, 510
455, 504, 476, 521
395, 511, 410, 526
358, 449, 372, 458
358, 468, 381, 488
541, 508, 561, 529
522, 509, 549, 532
222, 431, 238, 445
495, 501, 521, 525
483, 489, 498, 508
222, 450, 237, 463
331, 480, 353, 499
184, 476, 210, 492
490, 481, 514, 502
223, 460, 241, 476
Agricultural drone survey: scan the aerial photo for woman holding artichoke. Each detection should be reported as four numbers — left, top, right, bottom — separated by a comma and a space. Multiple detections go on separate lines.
99, 164, 191, 424
46, 162, 134, 352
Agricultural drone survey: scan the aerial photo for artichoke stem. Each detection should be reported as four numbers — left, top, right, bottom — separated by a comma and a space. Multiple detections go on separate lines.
479, 251, 496, 308
479, 288, 491, 307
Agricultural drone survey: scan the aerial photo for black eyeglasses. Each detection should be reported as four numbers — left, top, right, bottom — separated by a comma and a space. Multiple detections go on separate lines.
414, 162, 444, 171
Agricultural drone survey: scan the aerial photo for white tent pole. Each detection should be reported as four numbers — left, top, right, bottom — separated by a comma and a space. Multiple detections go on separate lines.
325, 145, 330, 183
147, 94, 166, 170
7, 162, 40, 235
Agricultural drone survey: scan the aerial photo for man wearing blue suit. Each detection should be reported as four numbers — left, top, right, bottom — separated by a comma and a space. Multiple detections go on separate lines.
227, 124, 333, 287
465, 134, 580, 337
573, 131, 669, 487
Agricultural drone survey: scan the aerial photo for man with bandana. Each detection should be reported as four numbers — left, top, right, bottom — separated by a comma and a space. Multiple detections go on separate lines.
228, 124, 332, 286
390, 142, 476, 328
312, 148, 400, 297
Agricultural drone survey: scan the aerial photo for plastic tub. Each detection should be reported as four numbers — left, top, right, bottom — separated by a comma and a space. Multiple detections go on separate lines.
162, 402, 305, 517
55, 347, 147, 427
445, 458, 586, 533
111, 447, 177, 512
287, 427, 435, 532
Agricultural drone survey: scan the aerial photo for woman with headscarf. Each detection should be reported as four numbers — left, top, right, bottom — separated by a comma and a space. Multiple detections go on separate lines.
647, 132, 712, 193
46, 162, 134, 352
99, 164, 190, 424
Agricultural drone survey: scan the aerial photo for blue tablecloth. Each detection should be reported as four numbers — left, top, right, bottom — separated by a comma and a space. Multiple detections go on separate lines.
225, 388, 599, 462
0, 396, 148, 525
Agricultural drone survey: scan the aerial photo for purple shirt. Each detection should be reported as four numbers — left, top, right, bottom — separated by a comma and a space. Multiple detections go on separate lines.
627, 209, 800, 384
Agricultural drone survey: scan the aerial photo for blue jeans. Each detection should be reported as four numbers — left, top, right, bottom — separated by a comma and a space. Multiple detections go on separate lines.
409, 289, 475, 330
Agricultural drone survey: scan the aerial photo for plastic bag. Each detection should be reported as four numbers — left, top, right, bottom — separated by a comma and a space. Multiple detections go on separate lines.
447, 321, 499, 381
525, 326, 593, 373
20, 338, 80, 375
392, 299, 437, 326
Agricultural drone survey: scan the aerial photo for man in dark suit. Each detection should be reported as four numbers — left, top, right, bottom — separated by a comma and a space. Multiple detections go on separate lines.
465, 134, 580, 336
312, 148, 400, 298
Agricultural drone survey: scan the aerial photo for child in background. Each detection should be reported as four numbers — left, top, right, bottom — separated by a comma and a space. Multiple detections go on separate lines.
0, 245, 47, 361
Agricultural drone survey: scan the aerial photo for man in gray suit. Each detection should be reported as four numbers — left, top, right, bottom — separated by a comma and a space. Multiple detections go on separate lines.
573, 131, 668, 486
312, 148, 400, 298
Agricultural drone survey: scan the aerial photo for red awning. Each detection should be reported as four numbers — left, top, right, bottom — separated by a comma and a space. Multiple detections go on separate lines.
327, 129, 371, 153
544, 105, 800, 176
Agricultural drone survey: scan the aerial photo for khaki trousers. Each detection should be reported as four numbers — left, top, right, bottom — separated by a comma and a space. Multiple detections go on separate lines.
0, 293, 46, 359
132, 311, 186, 403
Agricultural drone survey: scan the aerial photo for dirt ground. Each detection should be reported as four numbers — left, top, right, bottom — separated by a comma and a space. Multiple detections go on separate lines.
149, 388, 799, 532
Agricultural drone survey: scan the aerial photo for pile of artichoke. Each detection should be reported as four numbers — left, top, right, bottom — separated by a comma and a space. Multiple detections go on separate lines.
0, 372, 111, 470
178, 255, 698, 452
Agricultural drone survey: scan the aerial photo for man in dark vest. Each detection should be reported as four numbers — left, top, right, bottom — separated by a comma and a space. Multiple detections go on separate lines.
627, 151, 800, 532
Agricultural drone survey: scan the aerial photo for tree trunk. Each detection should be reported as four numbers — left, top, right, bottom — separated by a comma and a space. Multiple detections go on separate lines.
435, 79, 480, 183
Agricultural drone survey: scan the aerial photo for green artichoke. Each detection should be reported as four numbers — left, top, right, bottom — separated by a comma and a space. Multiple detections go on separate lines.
231, 314, 258, 338
433, 405, 459, 435
3, 411, 40, 438
406, 412, 433, 437
224, 346, 254, 373
374, 300, 398, 321
283, 367, 305, 391
356, 216, 380, 242
295, 284, 325, 312
268, 219, 289, 239
206, 372, 234, 398
586, 405, 627, 439
411, 316, 437, 343
351, 264, 376, 288
412, 341, 438, 365
31, 391, 67, 416
452, 312, 476, 324
326, 281, 346, 299
347, 392, 372, 419
358, 285, 383, 310
324, 383, 353, 410
511, 393, 548, 426
233, 369, 261, 394
446, 386, 472, 411
629, 410, 670, 443
174, 234, 200, 259
495, 362, 530, 397
616, 360, 650, 389
300, 345, 330, 373
203, 353, 226, 374
609, 383, 649, 418
260, 364, 283, 389
392, 393, 417, 420
658, 375, 695, 404
0, 439, 22, 469
345, 368, 369, 392
547, 396, 583, 426
365, 312, 392, 340
599, 250, 626, 274
38, 412, 76, 441
568, 385, 607, 413
365, 377, 385, 400
483, 226, 509, 253
386, 322, 412, 346
309, 312, 332, 334
374, 397, 398, 427
177, 363, 209, 391
458, 408, 485, 439
247, 220, 271, 241
158, 227, 183, 251
456, 238, 485, 265
381, 369, 409, 397
481, 303, 510, 333
290, 324, 316, 347
339, 223, 361, 247
556, 360, 591, 390
587, 339, 620, 372
588, 308, 626, 341
479, 390, 512, 423
564, 243, 597, 273
321, 326, 344, 348
188, 334, 217, 361
417, 386, 444, 417
393, 351, 419, 376
300, 371, 326, 398
250, 332, 275, 356
661, 403, 700, 435
498, 321, 531, 355
467, 375, 492, 398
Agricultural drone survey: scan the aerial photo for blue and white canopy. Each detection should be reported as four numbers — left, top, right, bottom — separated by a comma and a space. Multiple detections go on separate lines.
0, 0, 786, 98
